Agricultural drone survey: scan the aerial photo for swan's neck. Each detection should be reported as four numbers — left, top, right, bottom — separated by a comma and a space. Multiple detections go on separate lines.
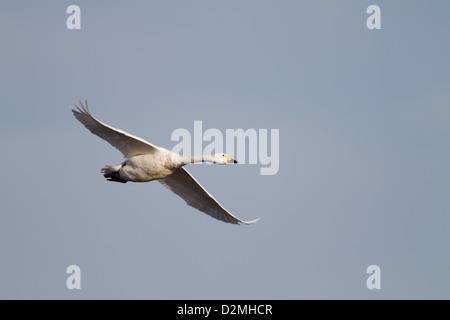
180, 155, 215, 165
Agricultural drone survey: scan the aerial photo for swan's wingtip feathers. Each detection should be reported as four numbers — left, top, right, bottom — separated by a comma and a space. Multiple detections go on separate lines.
239, 217, 261, 225
71, 103, 82, 115
71, 99, 91, 116
71, 99, 90, 116
84, 99, 90, 113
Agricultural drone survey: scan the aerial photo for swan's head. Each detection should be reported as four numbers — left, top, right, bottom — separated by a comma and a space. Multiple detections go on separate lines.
213, 153, 238, 165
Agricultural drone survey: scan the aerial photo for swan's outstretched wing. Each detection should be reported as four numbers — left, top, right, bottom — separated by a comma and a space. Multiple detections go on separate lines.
72, 100, 160, 158
159, 168, 260, 225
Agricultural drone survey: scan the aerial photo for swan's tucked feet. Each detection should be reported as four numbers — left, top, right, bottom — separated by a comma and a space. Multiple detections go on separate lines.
104, 173, 127, 183
101, 164, 127, 183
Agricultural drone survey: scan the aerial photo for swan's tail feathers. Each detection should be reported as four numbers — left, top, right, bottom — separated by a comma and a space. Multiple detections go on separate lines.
101, 165, 127, 183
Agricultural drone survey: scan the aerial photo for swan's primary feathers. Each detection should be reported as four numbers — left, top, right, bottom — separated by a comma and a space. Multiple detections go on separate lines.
72, 100, 260, 225
72, 102, 160, 158
159, 167, 259, 225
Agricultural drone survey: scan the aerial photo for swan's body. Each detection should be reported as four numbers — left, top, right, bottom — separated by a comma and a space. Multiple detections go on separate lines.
71, 100, 259, 225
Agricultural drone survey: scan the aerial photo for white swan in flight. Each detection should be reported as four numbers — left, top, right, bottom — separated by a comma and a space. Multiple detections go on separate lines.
71, 100, 260, 225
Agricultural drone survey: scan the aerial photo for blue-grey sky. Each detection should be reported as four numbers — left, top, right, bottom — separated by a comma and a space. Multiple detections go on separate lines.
1, 1, 449, 299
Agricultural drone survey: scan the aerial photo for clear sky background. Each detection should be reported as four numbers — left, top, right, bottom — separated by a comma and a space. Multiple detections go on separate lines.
1, 1, 449, 299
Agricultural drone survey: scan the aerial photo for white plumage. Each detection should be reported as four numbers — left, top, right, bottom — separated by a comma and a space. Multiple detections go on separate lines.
72, 100, 260, 225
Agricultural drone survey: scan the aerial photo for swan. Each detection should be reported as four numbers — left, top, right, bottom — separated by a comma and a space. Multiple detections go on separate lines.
71, 100, 260, 225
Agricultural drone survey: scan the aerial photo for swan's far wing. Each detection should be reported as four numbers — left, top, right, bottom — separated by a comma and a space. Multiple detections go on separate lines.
72, 100, 160, 158
159, 167, 260, 225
